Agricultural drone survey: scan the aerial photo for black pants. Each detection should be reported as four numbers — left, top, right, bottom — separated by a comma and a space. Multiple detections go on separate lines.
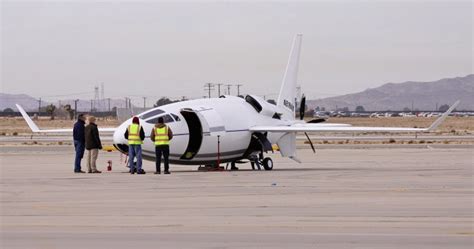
155, 145, 170, 172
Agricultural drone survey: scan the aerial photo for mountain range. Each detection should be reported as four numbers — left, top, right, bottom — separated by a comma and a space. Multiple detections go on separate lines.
307, 74, 473, 111
2, 74, 473, 112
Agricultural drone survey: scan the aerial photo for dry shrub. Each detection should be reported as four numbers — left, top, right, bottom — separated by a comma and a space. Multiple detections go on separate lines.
389, 138, 396, 143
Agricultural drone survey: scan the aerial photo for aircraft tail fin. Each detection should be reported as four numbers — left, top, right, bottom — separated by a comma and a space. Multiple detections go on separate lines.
277, 34, 303, 118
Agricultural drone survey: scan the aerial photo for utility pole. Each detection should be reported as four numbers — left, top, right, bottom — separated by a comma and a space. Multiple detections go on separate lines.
90, 100, 93, 112
204, 83, 215, 98
143, 97, 147, 109
74, 99, 79, 119
216, 83, 223, 96
38, 98, 42, 115
236, 84, 243, 96
125, 97, 129, 109
226, 84, 232, 95
107, 98, 111, 112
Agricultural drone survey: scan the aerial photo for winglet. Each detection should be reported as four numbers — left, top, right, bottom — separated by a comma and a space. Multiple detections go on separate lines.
15, 104, 40, 132
427, 100, 460, 132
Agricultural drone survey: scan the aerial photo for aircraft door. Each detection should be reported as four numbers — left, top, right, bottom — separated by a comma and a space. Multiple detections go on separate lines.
179, 107, 225, 160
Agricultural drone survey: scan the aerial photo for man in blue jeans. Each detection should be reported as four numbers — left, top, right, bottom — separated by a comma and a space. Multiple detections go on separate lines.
124, 117, 145, 174
73, 114, 86, 173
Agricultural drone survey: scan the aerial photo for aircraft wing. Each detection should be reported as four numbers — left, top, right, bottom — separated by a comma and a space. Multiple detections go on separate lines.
250, 100, 460, 133
16, 104, 117, 133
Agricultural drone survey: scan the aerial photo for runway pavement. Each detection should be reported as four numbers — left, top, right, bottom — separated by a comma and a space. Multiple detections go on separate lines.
0, 146, 473, 248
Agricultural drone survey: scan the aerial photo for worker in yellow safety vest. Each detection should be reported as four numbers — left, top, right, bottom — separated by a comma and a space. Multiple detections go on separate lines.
150, 117, 173, 174
124, 116, 145, 174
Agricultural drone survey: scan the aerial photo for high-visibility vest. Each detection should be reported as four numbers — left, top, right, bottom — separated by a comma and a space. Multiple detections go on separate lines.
154, 126, 170, 146
128, 124, 143, 145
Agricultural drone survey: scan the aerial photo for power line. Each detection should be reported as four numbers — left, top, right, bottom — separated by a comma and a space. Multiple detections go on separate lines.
216, 83, 223, 97
225, 84, 232, 95
204, 83, 215, 98
236, 84, 243, 96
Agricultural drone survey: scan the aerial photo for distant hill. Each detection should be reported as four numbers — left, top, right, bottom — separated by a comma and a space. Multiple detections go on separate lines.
307, 74, 474, 111
0, 93, 132, 112
0, 93, 46, 111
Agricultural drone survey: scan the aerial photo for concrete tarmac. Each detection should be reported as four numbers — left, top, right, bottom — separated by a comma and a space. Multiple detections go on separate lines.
1, 146, 473, 248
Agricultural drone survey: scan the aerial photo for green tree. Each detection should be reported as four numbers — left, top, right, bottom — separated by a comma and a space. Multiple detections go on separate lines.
63, 104, 74, 120
3, 108, 14, 113
154, 97, 179, 107
438, 104, 450, 112
355, 105, 365, 112
46, 104, 56, 120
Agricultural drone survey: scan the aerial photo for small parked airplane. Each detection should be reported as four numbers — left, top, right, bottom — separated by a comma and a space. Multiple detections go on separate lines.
16, 34, 459, 170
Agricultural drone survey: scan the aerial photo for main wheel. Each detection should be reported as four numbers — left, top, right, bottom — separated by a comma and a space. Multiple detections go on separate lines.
262, 157, 273, 170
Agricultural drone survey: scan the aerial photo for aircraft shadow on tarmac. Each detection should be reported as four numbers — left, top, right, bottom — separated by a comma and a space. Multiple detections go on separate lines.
116, 167, 373, 174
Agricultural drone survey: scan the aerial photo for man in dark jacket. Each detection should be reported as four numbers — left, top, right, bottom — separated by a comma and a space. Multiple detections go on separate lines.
73, 114, 86, 173
84, 116, 102, 173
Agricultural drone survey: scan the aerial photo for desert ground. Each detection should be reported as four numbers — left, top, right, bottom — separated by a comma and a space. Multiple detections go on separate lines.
1, 116, 473, 248
1, 116, 474, 135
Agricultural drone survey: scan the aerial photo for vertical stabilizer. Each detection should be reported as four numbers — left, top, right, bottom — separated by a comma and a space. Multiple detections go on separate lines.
277, 34, 303, 118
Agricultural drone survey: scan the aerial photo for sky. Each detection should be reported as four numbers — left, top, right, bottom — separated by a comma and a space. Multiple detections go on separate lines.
1, 0, 472, 105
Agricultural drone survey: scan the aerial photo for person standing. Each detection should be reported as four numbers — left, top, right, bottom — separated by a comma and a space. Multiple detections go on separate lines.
84, 116, 102, 173
151, 117, 173, 174
73, 114, 86, 173
124, 117, 145, 174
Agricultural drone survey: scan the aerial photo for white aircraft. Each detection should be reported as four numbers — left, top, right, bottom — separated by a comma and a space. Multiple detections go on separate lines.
16, 34, 459, 170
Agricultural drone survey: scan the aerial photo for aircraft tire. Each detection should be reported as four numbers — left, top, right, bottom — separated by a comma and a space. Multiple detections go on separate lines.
262, 157, 273, 171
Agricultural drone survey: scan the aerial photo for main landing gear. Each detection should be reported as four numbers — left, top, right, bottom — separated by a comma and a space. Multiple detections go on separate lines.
250, 152, 273, 171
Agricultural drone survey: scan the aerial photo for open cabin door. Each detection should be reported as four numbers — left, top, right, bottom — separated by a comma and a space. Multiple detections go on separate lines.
179, 107, 225, 160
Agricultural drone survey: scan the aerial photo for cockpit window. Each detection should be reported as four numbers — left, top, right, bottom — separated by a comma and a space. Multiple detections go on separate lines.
245, 95, 262, 113
171, 113, 181, 121
146, 114, 174, 124
139, 109, 164, 120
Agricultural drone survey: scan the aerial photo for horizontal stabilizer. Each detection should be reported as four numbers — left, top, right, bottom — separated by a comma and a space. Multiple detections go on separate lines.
15, 104, 116, 133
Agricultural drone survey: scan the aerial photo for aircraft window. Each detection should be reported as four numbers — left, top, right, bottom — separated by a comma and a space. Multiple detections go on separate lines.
146, 114, 174, 124
140, 109, 164, 120
171, 113, 181, 121
245, 95, 262, 113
